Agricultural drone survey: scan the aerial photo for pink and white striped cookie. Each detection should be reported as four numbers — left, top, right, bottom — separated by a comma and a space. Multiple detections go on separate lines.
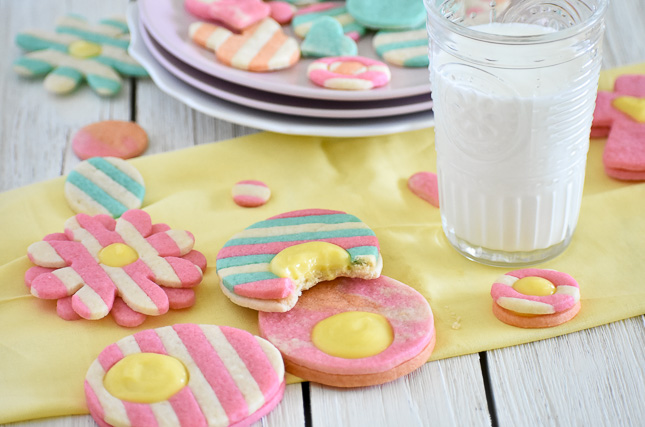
184, 0, 270, 31
307, 56, 391, 90
85, 323, 285, 427
25, 209, 206, 327
232, 180, 271, 207
490, 268, 581, 328
189, 19, 300, 72
259, 276, 435, 387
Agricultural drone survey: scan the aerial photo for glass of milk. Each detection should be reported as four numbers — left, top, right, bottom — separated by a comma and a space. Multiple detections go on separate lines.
424, 0, 607, 266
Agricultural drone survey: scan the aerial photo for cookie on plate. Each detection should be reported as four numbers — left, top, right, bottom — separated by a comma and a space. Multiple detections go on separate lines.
372, 25, 429, 68
307, 56, 391, 90
259, 275, 435, 387
292, 2, 366, 40
490, 268, 581, 328
216, 208, 383, 312
300, 16, 358, 58
85, 323, 285, 426
184, 0, 270, 32
346, 0, 426, 30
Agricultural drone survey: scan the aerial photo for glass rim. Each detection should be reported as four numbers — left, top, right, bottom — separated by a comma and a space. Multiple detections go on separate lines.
424, 0, 608, 45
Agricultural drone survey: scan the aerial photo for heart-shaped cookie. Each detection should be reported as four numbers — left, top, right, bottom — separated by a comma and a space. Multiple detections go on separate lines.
189, 18, 300, 72
300, 16, 357, 58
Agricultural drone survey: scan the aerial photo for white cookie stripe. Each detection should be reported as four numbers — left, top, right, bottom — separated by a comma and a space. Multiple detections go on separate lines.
74, 283, 111, 319
27, 241, 66, 268
52, 267, 85, 294
268, 37, 300, 70
321, 77, 374, 90
102, 265, 161, 315
555, 285, 581, 301
64, 215, 105, 259
232, 183, 271, 199
188, 22, 231, 51
85, 362, 130, 425
230, 219, 371, 239
494, 274, 518, 287
218, 262, 272, 278
230, 19, 282, 69
256, 337, 285, 378
73, 160, 144, 210
496, 297, 556, 315
116, 334, 142, 355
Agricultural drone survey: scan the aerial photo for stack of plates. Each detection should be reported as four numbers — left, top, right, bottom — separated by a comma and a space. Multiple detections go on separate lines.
127, 0, 434, 137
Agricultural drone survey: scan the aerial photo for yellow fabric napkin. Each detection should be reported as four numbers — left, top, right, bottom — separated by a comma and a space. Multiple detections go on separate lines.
1, 64, 645, 423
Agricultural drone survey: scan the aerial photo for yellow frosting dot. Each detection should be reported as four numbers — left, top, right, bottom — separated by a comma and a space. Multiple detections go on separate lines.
612, 96, 645, 123
99, 243, 139, 267
512, 276, 556, 296
311, 311, 393, 359
104, 353, 189, 403
270, 242, 351, 281
68, 40, 102, 58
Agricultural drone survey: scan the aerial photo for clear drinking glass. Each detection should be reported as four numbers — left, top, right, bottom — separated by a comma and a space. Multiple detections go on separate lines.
424, 0, 607, 266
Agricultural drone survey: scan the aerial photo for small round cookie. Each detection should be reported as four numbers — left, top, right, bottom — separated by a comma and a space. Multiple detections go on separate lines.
85, 323, 285, 427
232, 180, 271, 207
216, 209, 383, 312
408, 171, 439, 207
65, 157, 145, 218
259, 276, 435, 388
372, 25, 429, 68
292, 2, 366, 40
490, 268, 581, 328
307, 56, 391, 90
72, 120, 148, 160
347, 0, 426, 30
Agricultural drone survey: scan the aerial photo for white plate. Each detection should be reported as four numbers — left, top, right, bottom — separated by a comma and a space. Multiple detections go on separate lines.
128, 4, 434, 137
138, 0, 432, 101
141, 18, 433, 119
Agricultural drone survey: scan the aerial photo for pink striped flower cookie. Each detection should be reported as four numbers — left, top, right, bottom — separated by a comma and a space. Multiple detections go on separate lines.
189, 19, 300, 72
307, 56, 391, 90
490, 268, 581, 328
259, 276, 435, 387
184, 0, 270, 31
232, 180, 271, 207
24, 209, 206, 327
216, 209, 383, 312
85, 323, 285, 427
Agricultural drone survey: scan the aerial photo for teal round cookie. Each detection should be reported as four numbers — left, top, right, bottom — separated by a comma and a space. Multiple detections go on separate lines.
373, 25, 429, 68
347, 0, 426, 30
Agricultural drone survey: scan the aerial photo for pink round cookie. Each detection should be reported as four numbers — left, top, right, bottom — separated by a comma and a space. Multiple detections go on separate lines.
407, 171, 439, 207
258, 275, 435, 387
185, 0, 270, 31
232, 180, 271, 207
307, 56, 391, 90
85, 324, 285, 427
72, 120, 148, 160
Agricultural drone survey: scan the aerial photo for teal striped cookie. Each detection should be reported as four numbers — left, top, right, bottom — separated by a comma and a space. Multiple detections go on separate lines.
372, 26, 429, 68
65, 157, 145, 218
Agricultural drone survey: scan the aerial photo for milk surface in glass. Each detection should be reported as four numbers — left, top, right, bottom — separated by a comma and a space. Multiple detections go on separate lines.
429, 16, 603, 265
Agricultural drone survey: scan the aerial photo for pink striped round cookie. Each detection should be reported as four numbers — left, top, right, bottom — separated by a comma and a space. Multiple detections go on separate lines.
490, 268, 581, 328
307, 56, 391, 90
232, 180, 271, 207
259, 276, 435, 387
85, 323, 285, 427
189, 18, 300, 72
185, 0, 270, 31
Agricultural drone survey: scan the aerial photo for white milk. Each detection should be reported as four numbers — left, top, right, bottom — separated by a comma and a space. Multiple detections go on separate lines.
431, 23, 600, 259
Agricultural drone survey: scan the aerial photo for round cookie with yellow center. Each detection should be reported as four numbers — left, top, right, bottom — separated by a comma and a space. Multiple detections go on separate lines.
216, 209, 383, 312
85, 323, 286, 427
258, 275, 435, 387
490, 268, 581, 328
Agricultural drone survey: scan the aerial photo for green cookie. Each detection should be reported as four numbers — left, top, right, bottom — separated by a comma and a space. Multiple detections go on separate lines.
300, 16, 358, 58
347, 0, 426, 30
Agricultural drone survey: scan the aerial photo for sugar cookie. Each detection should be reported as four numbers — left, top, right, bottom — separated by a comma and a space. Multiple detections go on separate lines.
407, 171, 439, 207
72, 120, 148, 160
292, 2, 366, 41
85, 324, 285, 426
232, 180, 271, 207
216, 208, 383, 312
259, 276, 435, 387
372, 25, 429, 68
13, 15, 147, 96
25, 210, 206, 326
189, 19, 300, 72
347, 0, 426, 30
185, 0, 271, 32
591, 74, 645, 181
300, 16, 358, 58
65, 157, 145, 218
307, 56, 391, 90
490, 268, 581, 328
268, 1, 297, 24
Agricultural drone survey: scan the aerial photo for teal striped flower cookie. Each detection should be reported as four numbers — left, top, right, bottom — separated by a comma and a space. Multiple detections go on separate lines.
65, 157, 145, 218
372, 25, 429, 68
13, 15, 147, 96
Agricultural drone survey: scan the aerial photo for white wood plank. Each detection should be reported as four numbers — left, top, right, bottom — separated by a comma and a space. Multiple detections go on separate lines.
310, 354, 491, 426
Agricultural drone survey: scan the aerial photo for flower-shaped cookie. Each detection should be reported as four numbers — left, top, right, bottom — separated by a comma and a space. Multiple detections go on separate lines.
592, 74, 645, 180
25, 210, 206, 327
14, 15, 148, 96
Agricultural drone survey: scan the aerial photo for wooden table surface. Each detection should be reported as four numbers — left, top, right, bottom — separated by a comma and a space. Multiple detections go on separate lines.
2, 0, 645, 426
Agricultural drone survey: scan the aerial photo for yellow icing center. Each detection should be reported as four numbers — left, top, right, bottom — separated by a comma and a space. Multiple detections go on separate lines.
612, 96, 645, 123
512, 276, 556, 296
270, 242, 351, 281
99, 243, 139, 267
104, 353, 189, 403
311, 311, 393, 359
68, 40, 102, 58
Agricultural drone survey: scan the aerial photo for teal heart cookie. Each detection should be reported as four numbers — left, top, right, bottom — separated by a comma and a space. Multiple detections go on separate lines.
347, 0, 426, 30
300, 16, 358, 58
